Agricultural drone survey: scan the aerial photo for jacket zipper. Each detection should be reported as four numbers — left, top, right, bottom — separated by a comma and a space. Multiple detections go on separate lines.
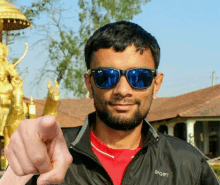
121, 138, 158, 185
70, 146, 114, 185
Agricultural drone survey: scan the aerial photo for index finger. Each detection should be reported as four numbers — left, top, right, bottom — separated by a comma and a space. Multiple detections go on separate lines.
19, 117, 56, 174
38, 115, 59, 143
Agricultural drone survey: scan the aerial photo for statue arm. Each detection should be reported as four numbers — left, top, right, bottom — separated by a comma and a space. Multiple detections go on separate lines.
0, 98, 11, 106
0, 96, 11, 106
7, 63, 19, 77
7, 64, 19, 80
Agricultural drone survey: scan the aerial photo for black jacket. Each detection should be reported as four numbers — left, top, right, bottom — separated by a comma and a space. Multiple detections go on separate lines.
26, 112, 220, 185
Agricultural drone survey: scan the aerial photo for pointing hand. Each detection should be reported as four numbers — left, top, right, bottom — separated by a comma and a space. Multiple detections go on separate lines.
5, 115, 73, 185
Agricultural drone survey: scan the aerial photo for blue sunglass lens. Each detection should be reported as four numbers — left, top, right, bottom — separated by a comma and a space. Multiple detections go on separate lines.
128, 69, 153, 88
94, 69, 119, 88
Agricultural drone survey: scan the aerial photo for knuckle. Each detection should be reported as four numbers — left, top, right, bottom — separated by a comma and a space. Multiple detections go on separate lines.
10, 131, 18, 142
14, 170, 25, 176
52, 175, 64, 184
4, 145, 9, 154
23, 167, 38, 175
18, 120, 28, 132
31, 155, 46, 166
18, 120, 26, 128
67, 155, 73, 164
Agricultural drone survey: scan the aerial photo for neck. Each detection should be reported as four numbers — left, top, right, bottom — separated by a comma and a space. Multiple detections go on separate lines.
92, 114, 144, 150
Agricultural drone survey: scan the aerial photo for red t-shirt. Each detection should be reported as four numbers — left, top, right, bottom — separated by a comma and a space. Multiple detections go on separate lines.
90, 129, 141, 185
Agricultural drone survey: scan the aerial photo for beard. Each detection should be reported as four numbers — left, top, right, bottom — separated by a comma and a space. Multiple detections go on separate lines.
94, 95, 150, 131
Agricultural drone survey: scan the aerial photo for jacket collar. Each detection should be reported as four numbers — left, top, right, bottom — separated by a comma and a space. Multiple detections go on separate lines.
71, 111, 159, 158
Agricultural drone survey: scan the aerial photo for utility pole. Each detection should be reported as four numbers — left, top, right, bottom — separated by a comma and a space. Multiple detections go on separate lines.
211, 71, 218, 86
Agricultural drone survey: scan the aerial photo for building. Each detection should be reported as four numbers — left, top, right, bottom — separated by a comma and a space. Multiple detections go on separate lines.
148, 84, 220, 158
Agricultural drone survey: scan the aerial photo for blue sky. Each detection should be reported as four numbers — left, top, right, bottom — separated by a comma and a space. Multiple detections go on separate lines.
9, 0, 220, 99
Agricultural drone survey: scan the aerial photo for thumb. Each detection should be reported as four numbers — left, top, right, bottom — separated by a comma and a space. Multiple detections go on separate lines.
36, 159, 70, 185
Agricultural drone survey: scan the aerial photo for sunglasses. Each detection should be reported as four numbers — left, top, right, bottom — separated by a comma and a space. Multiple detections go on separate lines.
87, 68, 157, 89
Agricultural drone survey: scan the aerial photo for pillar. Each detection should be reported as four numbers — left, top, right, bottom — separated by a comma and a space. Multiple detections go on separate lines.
168, 123, 176, 136
203, 121, 209, 155
185, 120, 196, 146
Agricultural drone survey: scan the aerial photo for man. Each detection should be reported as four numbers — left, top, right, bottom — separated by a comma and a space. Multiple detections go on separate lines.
0, 21, 219, 185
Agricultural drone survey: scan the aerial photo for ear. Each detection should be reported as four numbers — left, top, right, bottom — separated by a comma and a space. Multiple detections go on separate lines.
153, 72, 164, 100
47, 81, 51, 89
84, 73, 93, 97
55, 80, 59, 88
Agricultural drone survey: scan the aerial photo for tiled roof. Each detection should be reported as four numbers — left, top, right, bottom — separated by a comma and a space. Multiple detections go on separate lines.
23, 84, 220, 127
23, 98, 95, 128
147, 84, 220, 122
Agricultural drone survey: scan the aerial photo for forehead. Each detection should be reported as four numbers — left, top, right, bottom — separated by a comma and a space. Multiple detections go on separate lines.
91, 45, 155, 69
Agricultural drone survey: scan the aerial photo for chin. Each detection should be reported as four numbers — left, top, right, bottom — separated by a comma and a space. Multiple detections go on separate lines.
111, 109, 135, 118
97, 107, 145, 131
94, 97, 147, 131
109, 108, 134, 118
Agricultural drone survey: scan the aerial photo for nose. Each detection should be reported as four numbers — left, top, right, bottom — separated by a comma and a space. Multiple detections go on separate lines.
112, 76, 133, 98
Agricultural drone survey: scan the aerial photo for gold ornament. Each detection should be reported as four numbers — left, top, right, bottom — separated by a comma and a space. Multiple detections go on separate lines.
3, 76, 26, 169
28, 96, 36, 119
43, 80, 60, 119
0, 42, 8, 57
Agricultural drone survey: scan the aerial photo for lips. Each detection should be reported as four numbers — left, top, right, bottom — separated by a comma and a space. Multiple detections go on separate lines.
110, 104, 135, 111
112, 104, 134, 106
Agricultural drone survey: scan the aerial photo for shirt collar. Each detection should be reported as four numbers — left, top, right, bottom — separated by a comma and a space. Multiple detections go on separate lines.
70, 111, 159, 157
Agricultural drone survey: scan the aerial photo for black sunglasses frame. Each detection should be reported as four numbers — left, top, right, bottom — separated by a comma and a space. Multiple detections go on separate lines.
87, 67, 158, 89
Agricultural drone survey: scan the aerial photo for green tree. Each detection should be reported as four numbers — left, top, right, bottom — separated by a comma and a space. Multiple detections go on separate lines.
33, 0, 150, 98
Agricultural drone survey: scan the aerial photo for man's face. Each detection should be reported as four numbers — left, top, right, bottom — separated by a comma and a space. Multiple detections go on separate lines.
85, 45, 163, 131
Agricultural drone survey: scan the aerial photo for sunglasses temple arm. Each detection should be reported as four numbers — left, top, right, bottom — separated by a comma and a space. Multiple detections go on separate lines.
154, 69, 158, 77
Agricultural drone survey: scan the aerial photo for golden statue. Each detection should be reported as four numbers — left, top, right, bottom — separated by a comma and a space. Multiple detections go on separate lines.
3, 76, 26, 169
43, 80, 60, 119
0, 0, 32, 42
28, 96, 36, 119
0, 65, 12, 137
0, 42, 28, 136
0, 0, 32, 170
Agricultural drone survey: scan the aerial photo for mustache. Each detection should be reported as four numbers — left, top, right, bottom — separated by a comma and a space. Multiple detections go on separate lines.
108, 98, 141, 105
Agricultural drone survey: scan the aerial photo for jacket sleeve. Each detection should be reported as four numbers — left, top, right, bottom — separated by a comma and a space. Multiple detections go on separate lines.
199, 157, 220, 185
25, 175, 39, 185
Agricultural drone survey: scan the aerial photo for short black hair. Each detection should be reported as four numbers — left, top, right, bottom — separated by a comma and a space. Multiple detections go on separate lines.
84, 21, 160, 69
